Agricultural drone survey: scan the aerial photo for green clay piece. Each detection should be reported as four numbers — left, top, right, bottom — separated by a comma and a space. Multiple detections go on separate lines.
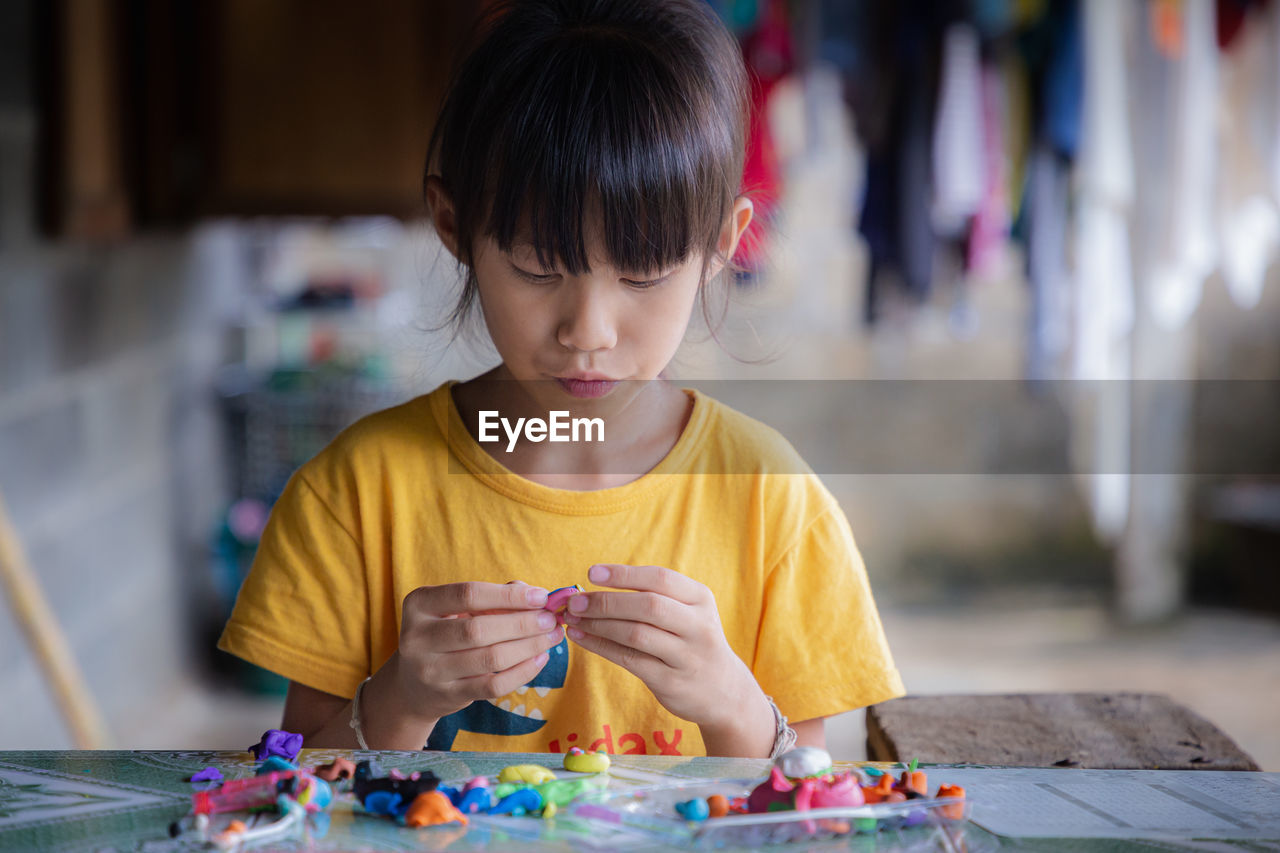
908, 757, 919, 773
765, 801, 792, 812
535, 776, 605, 807
855, 817, 879, 833
493, 782, 523, 799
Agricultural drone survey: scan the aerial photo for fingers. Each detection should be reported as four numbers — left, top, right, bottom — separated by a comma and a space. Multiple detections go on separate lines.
448, 629, 565, 679
567, 626, 665, 683
406, 582, 549, 617
566, 617, 683, 667
458, 648, 554, 701
585, 564, 705, 606
430, 609, 559, 652
565, 589, 688, 636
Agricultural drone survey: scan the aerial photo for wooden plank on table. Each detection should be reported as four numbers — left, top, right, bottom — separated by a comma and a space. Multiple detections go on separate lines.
866, 693, 1259, 771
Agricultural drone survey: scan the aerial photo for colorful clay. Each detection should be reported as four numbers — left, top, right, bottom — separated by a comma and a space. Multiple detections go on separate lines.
706, 794, 730, 818
563, 746, 611, 773
353, 761, 442, 823
247, 729, 303, 762
675, 798, 710, 821
189, 767, 222, 783
936, 784, 966, 820
488, 787, 544, 815
314, 757, 356, 782
497, 763, 557, 785
544, 584, 584, 626
404, 790, 468, 827
456, 786, 494, 814
775, 746, 832, 778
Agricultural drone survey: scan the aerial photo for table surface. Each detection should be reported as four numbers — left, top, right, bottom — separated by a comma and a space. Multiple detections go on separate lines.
0, 750, 1276, 852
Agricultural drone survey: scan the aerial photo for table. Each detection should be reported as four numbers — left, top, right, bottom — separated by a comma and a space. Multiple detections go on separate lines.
0, 750, 1276, 851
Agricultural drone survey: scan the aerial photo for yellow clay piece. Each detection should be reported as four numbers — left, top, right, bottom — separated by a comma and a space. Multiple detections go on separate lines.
541, 800, 558, 819
563, 748, 611, 774
497, 764, 557, 785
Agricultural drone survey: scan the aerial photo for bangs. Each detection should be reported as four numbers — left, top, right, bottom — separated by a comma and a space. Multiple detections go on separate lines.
483, 38, 731, 275
428, 0, 747, 280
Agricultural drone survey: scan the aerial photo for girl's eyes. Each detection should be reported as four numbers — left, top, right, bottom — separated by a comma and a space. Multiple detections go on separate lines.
512, 266, 559, 284
510, 263, 669, 290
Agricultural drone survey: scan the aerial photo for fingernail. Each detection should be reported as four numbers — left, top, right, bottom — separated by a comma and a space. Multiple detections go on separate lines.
563, 613, 581, 625
588, 564, 610, 583
567, 627, 584, 641
535, 652, 550, 666
526, 588, 549, 606
568, 594, 588, 613
536, 611, 556, 630
547, 628, 565, 642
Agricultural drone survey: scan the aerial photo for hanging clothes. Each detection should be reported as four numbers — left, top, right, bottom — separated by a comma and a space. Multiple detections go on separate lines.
1074, 0, 1137, 540
1149, 0, 1218, 330
1214, 0, 1280, 310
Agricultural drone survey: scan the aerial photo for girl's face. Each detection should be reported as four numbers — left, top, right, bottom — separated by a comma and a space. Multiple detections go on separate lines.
471, 232, 703, 395
429, 178, 752, 410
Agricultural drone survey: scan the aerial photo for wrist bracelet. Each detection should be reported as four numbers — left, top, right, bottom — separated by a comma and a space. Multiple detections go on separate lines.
765, 694, 797, 758
349, 677, 372, 749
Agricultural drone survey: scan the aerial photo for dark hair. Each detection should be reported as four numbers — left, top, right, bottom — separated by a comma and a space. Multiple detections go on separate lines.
424, 0, 749, 328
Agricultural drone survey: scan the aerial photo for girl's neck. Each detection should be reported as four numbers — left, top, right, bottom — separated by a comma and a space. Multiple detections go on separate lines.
450, 367, 692, 490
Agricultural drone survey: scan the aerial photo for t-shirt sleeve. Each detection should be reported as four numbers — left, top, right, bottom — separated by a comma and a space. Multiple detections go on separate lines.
217, 469, 370, 699
752, 505, 905, 722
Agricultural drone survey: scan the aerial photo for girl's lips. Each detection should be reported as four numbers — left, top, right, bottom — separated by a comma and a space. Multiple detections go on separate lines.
555, 377, 619, 398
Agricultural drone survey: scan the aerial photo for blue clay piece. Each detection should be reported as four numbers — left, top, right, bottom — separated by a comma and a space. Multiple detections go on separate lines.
457, 787, 494, 814
675, 799, 710, 821
488, 787, 543, 815
363, 790, 404, 817
255, 755, 298, 775
862, 766, 885, 777
438, 785, 460, 805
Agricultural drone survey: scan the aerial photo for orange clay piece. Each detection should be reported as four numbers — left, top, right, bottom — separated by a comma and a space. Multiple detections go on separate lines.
707, 794, 729, 818
861, 773, 894, 804
936, 784, 966, 820
314, 757, 356, 782
226, 820, 247, 833
898, 770, 927, 795
404, 791, 469, 828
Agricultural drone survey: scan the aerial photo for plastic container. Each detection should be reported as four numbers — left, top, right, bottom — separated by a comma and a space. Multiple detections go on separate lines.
566, 779, 972, 849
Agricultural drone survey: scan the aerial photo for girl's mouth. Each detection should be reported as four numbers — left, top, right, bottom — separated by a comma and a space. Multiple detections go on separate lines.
555, 377, 619, 398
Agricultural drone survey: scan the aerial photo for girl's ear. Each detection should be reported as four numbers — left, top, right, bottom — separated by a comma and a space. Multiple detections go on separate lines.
425, 175, 462, 261
707, 196, 755, 279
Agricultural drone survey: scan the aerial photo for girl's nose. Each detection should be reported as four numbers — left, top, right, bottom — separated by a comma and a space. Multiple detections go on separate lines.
556, 283, 617, 353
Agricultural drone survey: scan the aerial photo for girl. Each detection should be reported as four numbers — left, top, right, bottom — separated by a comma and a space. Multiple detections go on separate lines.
220, 0, 903, 758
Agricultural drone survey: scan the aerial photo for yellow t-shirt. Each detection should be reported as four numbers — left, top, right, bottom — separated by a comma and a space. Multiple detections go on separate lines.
219, 381, 904, 755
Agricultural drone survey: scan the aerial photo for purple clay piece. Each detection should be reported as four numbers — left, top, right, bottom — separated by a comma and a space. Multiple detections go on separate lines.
902, 807, 928, 828
574, 804, 623, 824
247, 729, 304, 762
189, 767, 223, 783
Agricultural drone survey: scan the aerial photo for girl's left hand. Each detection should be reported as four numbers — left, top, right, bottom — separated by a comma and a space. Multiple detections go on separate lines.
564, 563, 770, 749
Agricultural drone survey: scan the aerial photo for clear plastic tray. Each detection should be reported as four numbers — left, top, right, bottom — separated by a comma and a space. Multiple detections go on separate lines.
565, 778, 972, 849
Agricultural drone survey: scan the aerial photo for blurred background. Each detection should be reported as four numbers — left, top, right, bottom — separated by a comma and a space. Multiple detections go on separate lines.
1, 0, 1277, 768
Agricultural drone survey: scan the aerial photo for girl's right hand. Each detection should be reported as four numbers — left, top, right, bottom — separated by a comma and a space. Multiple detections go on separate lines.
391, 581, 563, 723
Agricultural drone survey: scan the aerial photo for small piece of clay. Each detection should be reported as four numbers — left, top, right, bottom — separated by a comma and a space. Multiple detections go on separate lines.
544, 585, 584, 626
775, 746, 832, 779
314, 757, 356, 782
563, 746, 611, 773
247, 729, 303, 762
497, 764, 557, 785
188, 767, 222, 783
